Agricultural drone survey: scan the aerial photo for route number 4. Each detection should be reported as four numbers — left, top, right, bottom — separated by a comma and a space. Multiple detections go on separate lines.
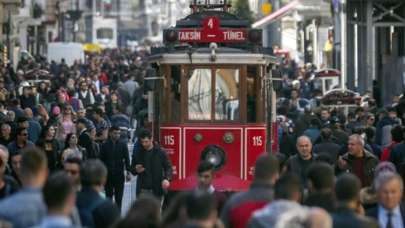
207, 18, 214, 29
164, 135, 175, 145
252, 136, 262, 146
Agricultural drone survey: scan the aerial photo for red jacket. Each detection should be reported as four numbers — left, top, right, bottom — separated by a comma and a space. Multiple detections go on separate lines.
220, 182, 273, 228
380, 141, 399, 161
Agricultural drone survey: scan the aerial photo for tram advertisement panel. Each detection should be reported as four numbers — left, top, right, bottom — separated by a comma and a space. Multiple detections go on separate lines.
160, 127, 181, 179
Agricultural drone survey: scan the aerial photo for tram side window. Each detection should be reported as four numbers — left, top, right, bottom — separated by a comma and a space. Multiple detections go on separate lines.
247, 66, 258, 123
170, 66, 181, 122
215, 69, 240, 120
188, 69, 212, 120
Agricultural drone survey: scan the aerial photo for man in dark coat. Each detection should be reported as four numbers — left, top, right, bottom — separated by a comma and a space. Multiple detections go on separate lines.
337, 134, 379, 187
313, 128, 341, 166
304, 162, 336, 212
76, 160, 119, 228
332, 173, 378, 228
77, 118, 97, 159
131, 129, 172, 201
100, 126, 130, 210
366, 172, 405, 228
285, 135, 317, 187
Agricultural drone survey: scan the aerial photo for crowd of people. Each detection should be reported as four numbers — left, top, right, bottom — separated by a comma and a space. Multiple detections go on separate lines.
0, 48, 404, 228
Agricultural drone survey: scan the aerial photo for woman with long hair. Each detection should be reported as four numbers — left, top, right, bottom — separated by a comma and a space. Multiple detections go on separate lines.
57, 104, 76, 141
61, 133, 86, 162
36, 125, 62, 172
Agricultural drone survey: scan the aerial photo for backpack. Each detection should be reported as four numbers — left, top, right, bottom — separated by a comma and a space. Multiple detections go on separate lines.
79, 197, 105, 228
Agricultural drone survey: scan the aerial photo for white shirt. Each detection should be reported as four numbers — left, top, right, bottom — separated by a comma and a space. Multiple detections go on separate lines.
93, 80, 101, 94
40, 215, 72, 228
378, 205, 404, 228
195, 185, 215, 194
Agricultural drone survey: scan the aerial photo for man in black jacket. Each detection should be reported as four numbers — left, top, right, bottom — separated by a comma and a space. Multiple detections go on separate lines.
285, 135, 317, 187
77, 118, 97, 159
313, 128, 341, 166
131, 129, 172, 201
332, 173, 378, 228
304, 162, 336, 212
100, 126, 130, 210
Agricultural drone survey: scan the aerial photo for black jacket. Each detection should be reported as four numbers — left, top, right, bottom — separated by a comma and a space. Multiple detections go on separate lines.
131, 145, 172, 196
78, 130, 98, 159
76, 187, 120, 228
304, 192, 336, 213
332, 206, 379, 228
313, 141, 341, 165
36, 138, 61, 172
286, 154, 317, 186
100, 138, 130, 177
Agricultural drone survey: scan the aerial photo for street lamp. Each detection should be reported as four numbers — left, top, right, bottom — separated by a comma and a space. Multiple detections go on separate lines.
66, 0, 82, 42
3, 0, 20, 64
5, 11, 11, 63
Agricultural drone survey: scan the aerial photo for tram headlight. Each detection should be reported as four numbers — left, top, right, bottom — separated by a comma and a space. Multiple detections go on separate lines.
200, 145, 226, 170
248, 29, 262, 45
164, 29, 178, 43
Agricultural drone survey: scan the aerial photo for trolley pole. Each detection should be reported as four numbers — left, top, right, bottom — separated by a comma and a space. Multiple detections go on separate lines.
340, 0, 347, 89
6, 11, 11, 63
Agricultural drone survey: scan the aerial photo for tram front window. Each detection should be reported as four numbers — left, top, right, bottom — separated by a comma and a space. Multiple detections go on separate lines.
215, 69, 240, 120
188, 69, 212, 120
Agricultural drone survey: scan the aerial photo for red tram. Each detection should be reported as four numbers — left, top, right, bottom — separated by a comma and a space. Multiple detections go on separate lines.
147, 0, 279, 191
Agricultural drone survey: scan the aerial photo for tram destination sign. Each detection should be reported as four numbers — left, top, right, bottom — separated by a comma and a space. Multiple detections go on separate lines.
178, 28, 247, 43
177, 16, 248, 43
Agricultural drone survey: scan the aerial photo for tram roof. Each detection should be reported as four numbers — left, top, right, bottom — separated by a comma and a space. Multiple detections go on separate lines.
149, 47, 279, 65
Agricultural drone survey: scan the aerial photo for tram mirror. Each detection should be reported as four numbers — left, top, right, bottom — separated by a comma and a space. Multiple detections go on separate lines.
271, 69, 282, 92
273, 81, 282, 92
144, 67, 157, 91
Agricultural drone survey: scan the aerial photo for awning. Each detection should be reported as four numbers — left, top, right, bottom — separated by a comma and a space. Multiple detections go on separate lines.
83, 43, 103, 53
252, 0, 301, 28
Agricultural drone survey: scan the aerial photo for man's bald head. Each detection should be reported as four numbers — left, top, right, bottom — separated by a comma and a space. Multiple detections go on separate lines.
296, 136, 313, 160
0, 145, 9, 164
0, 145, 7, 176
297, 135, 312, 146
24, 108, 33, 119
